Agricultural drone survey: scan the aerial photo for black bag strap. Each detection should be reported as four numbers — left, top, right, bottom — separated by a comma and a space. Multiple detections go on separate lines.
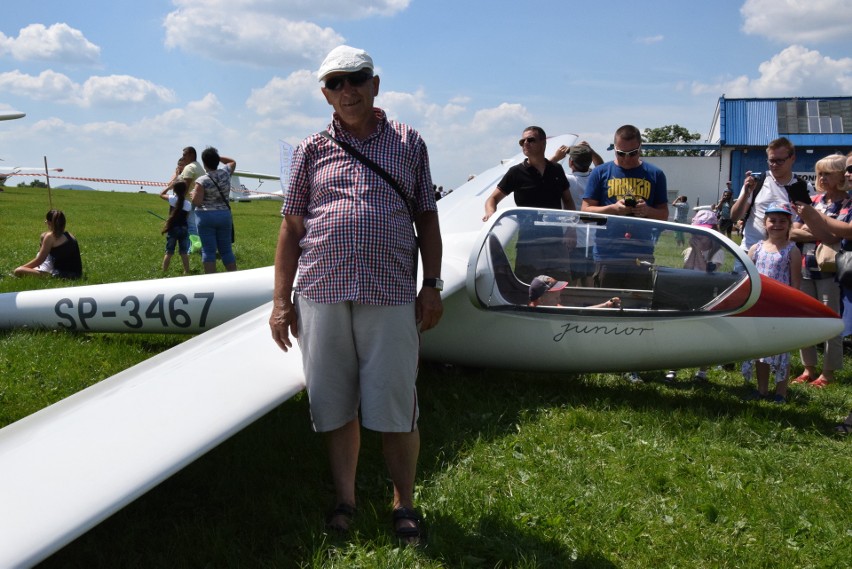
319, 130, 415, 221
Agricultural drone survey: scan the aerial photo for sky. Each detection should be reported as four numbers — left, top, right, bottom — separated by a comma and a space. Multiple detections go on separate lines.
1, 0, 851, 194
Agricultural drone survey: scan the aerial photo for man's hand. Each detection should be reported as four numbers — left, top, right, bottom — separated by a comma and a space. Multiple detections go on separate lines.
549, 145, 570, 162
415, 286, 443, 332
632, 198, 651, 218
269, 300, 299, 352
614, 199, 635, 216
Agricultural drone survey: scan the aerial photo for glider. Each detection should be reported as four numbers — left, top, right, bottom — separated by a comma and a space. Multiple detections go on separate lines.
0, 111, 25, 121
0, 134, 841, 567
228, 171, 286, 202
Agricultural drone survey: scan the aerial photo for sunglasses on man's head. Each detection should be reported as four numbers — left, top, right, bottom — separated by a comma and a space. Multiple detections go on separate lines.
615, 148, 640, 157
324, 69, 374, 91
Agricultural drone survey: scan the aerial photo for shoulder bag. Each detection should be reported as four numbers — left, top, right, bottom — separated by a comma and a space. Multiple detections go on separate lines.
815, 241, 840, 272
812, 196, 852, 273
836, 248, 852, 288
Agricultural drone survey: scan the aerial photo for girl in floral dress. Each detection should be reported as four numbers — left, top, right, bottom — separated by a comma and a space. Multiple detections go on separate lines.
742, 202, 802, 403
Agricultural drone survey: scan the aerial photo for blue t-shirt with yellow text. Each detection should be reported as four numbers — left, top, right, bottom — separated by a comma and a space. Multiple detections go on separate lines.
583, 161, 668, 261
582, 161, 667, 207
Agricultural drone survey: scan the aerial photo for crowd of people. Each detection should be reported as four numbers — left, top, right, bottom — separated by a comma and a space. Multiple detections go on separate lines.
480, 125, 851, 430
12, 144, 240, 281
160, 145, 238, 274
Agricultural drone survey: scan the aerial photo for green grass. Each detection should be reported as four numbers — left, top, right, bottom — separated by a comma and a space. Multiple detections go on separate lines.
1, 186, 851, 568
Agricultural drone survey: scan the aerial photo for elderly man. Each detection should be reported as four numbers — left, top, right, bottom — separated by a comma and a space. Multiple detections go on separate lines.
269, 45, 442, 544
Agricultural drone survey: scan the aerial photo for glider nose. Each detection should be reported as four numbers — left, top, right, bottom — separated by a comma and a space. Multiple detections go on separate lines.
736, 275, 840, 319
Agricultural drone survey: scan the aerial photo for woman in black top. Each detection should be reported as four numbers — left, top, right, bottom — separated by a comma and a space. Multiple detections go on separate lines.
14, 209, 82, 279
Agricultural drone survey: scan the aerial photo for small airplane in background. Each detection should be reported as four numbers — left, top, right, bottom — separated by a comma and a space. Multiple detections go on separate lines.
229, 171, 285, 201
0, 166, 64, 186
0, 134, 842, 566
0, 111, 25, 121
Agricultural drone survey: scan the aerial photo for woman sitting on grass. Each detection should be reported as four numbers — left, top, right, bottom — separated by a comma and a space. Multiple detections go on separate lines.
14, 209, 82, 279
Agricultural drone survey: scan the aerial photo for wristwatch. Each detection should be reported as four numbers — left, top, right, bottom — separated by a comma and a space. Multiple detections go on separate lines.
422, 277, 444, 291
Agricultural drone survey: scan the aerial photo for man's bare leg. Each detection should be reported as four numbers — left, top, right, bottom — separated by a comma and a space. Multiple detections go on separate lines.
325, 418, 360, 530
383, 429, 420, 534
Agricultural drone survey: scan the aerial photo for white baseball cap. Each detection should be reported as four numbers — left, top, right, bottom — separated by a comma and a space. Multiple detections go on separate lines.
317, 46, 374, 82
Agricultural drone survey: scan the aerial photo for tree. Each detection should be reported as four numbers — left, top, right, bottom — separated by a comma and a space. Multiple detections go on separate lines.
16, 179, 48, 188
642, 124, 702, 156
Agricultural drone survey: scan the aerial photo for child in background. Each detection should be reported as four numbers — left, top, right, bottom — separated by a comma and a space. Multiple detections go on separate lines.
665, 210, 726, 383
671, 195, 690, 246
742, 202, 801, 402
159, 180, 192, 274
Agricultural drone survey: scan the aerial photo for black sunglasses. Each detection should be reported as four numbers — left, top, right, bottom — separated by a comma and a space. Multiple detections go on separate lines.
846, 165, 852, 174
615, 148, 640, 157
518, 137, 538, 146
324, 69, 374, 91
767, 155, 791, 165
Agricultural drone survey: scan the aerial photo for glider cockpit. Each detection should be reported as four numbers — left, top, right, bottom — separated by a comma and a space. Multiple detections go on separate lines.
469, 208, 752, 316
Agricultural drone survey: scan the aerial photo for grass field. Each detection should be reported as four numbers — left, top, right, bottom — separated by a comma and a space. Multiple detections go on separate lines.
2, 186, 851, 568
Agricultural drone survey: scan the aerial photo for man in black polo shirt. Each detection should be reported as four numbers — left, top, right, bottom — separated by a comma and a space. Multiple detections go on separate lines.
483, 126, 575, 220
482, 126, 575, 282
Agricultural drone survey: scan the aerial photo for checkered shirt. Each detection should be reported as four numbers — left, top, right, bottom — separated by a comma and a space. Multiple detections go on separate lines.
282, 108, 436, 305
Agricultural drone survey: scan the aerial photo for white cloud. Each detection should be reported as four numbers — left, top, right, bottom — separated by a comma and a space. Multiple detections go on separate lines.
163, 9, 343, 68
242, 70, 535, 187
637, 35, 664, 45
408, 101, 533, 187
247, 70, 323, 116
163, 0, 410, 67
741, 0, 852, 44
0, 70, 176, 107
5, 95, 242, 186
0, 70, 77, 102
0, 23, 100, 64
691, 45, 852, 97
80, 76, 177, 107
168, 0, 409, 20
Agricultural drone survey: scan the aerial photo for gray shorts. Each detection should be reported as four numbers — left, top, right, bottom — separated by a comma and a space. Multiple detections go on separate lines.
295, 295, 420, 433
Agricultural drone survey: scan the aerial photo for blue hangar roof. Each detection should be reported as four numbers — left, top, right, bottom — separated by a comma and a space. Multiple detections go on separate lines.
717, 96, 852, 148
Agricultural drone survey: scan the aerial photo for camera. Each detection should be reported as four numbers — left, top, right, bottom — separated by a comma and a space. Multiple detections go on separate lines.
749, 172, 764, 186
623, 196, 637, 208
